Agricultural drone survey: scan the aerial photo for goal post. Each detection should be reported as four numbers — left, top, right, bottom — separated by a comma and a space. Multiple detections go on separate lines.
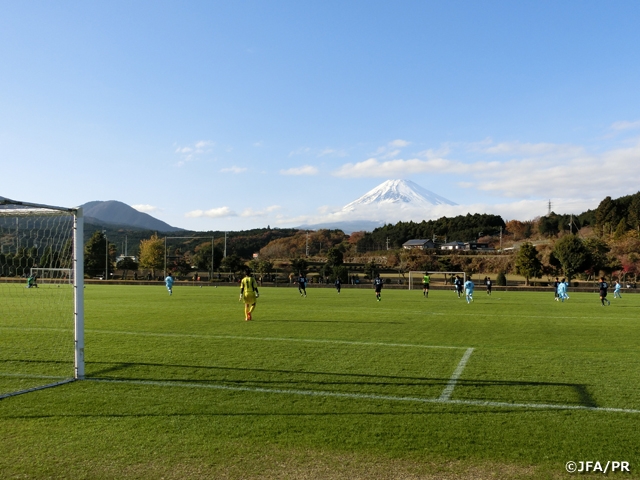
0, 198, 84, 399
408, 271, 466, 290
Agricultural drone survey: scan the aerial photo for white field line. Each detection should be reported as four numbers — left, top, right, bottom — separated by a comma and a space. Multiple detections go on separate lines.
84, 377, 640, 414
85, 329, 468, 350
439, 347, 474, 401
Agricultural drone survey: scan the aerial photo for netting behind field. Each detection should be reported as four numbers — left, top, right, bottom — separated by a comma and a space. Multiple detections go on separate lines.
0, 203, 78, 398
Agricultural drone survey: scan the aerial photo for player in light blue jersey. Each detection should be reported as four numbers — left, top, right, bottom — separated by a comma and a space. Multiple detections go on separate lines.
557, 279, 567, 302
165, 273, 175, 295
464, 278, 474, 303
613, 280, 622, 298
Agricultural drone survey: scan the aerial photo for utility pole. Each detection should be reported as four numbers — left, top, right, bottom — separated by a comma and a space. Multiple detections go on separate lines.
103, 230, 108, 280
499, 226, 502, 251
386, 237, 390, 250
548, 200, 552, 216
305, 231, 309, 257
224, 232, 227, 258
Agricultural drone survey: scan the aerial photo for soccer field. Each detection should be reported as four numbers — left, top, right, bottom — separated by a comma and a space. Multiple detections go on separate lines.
1, 284, 639, 479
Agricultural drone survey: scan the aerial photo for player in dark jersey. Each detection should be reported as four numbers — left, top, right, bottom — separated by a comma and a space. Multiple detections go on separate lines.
373, 274, 384, 301
599, 277, 610, 306
454, 275, 463, 298
297, 273, 307, 297
553, 277, 560, 301
335, 277, 341, 294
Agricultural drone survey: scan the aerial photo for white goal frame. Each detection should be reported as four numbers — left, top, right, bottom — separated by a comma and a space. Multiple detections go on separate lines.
0, 198, 84, 398
30, 267, 73, 284
408, 271, 466, 290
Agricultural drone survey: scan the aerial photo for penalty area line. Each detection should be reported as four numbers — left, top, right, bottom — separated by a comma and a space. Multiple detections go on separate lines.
85, 329, 468, 350
84, 378, 640, 414
439, 347, 474, 401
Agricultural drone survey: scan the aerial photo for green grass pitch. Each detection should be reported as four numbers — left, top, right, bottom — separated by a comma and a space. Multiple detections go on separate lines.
1, 283, 639, 479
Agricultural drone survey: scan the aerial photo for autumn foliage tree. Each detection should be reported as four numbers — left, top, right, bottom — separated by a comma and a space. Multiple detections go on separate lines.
139, 233, 165, 278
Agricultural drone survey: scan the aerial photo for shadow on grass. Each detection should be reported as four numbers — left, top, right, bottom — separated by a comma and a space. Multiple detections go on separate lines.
86, 360, 598, 409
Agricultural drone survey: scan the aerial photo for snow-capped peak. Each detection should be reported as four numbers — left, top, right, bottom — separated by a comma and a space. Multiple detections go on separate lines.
342, 179, 456, 212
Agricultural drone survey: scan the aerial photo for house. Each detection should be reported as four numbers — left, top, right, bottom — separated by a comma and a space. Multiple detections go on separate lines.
440, 241, 466, 251
463, 242, 494, 251
402, 239, 436, 250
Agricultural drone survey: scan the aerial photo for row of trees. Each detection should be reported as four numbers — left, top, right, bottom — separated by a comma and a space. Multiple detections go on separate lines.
514, 235, 623, 284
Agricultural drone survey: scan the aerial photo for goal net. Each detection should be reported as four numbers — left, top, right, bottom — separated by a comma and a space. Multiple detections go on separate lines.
0, 199, 84, 399
408, 271, 466, 290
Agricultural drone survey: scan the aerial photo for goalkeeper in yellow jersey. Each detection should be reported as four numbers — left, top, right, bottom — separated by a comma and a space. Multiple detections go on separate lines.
240, 268, 259, 321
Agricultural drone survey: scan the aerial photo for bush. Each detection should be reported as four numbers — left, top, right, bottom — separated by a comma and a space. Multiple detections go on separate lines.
496, 272, 507, 286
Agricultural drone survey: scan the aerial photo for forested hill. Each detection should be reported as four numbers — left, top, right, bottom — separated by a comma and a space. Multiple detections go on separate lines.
356, 213, 506, 251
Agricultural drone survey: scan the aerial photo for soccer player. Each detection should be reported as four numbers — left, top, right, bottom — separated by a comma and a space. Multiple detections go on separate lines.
598, 277, 610, 306
335, 277, 341, 294
464, 277, 474, 303
297, 273, 307, 297
165, 273, 174, 296
422, 272, 430, 297
240, 268, 259, 321
553, 277, 560, 301
613, 280, 622, 298
562, 278, 570, 300
373, 274, 384, 301
557, 279, 567, 302
454, 275, 463, 298
26, 274, 38, 288
485, 276, 492, 295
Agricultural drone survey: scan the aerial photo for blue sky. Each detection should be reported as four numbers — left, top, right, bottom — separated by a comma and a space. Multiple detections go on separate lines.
2, 1, 640, 231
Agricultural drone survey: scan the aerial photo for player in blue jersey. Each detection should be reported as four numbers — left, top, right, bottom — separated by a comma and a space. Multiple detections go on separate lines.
464, 278, 474, 303
557, 279, 567, 302
373, 274, 384, 301
613, 280, 622, 298
165, 273, 174, 295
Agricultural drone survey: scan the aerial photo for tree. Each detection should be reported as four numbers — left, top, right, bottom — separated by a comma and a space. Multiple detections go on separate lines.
85, 231, 112, 278
595, 196, 620, 236
192, 242, 222, 273
582, 237, 610, 278
116, 257, 139, 279
139, 233, 165, 278
326, 247, 344, 267
220, 254, 246, 275
552, 235, 589, 281
290, 257, 308, 275
514, 242, 543, 285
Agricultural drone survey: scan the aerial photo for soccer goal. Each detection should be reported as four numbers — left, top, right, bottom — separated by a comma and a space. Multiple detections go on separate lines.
408, 271, 466, 290
0, 199, 84, 399
30, 267, 73, 284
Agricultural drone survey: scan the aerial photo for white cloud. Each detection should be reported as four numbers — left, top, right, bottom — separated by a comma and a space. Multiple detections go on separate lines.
389, 139, 410, 147
289, 147, 312, 157
174, 140, 214, 166
131, 204, 159, 213
280, 165, 319, 176
220, 166, 248, 174
185, 207, 237, 218
318, 148, 347, 157
240, 205, 281, 217
332, 157, 457, 178
479, 141, 584, 158
610, 120, 640, 131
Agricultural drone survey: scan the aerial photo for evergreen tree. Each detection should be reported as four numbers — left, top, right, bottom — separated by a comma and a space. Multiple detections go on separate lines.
552, 235, 589, 281
514, 242, 542, 285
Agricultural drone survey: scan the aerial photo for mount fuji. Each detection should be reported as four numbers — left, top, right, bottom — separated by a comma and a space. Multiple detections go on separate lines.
298, 180, 458, 233
342, 179, 456, 211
